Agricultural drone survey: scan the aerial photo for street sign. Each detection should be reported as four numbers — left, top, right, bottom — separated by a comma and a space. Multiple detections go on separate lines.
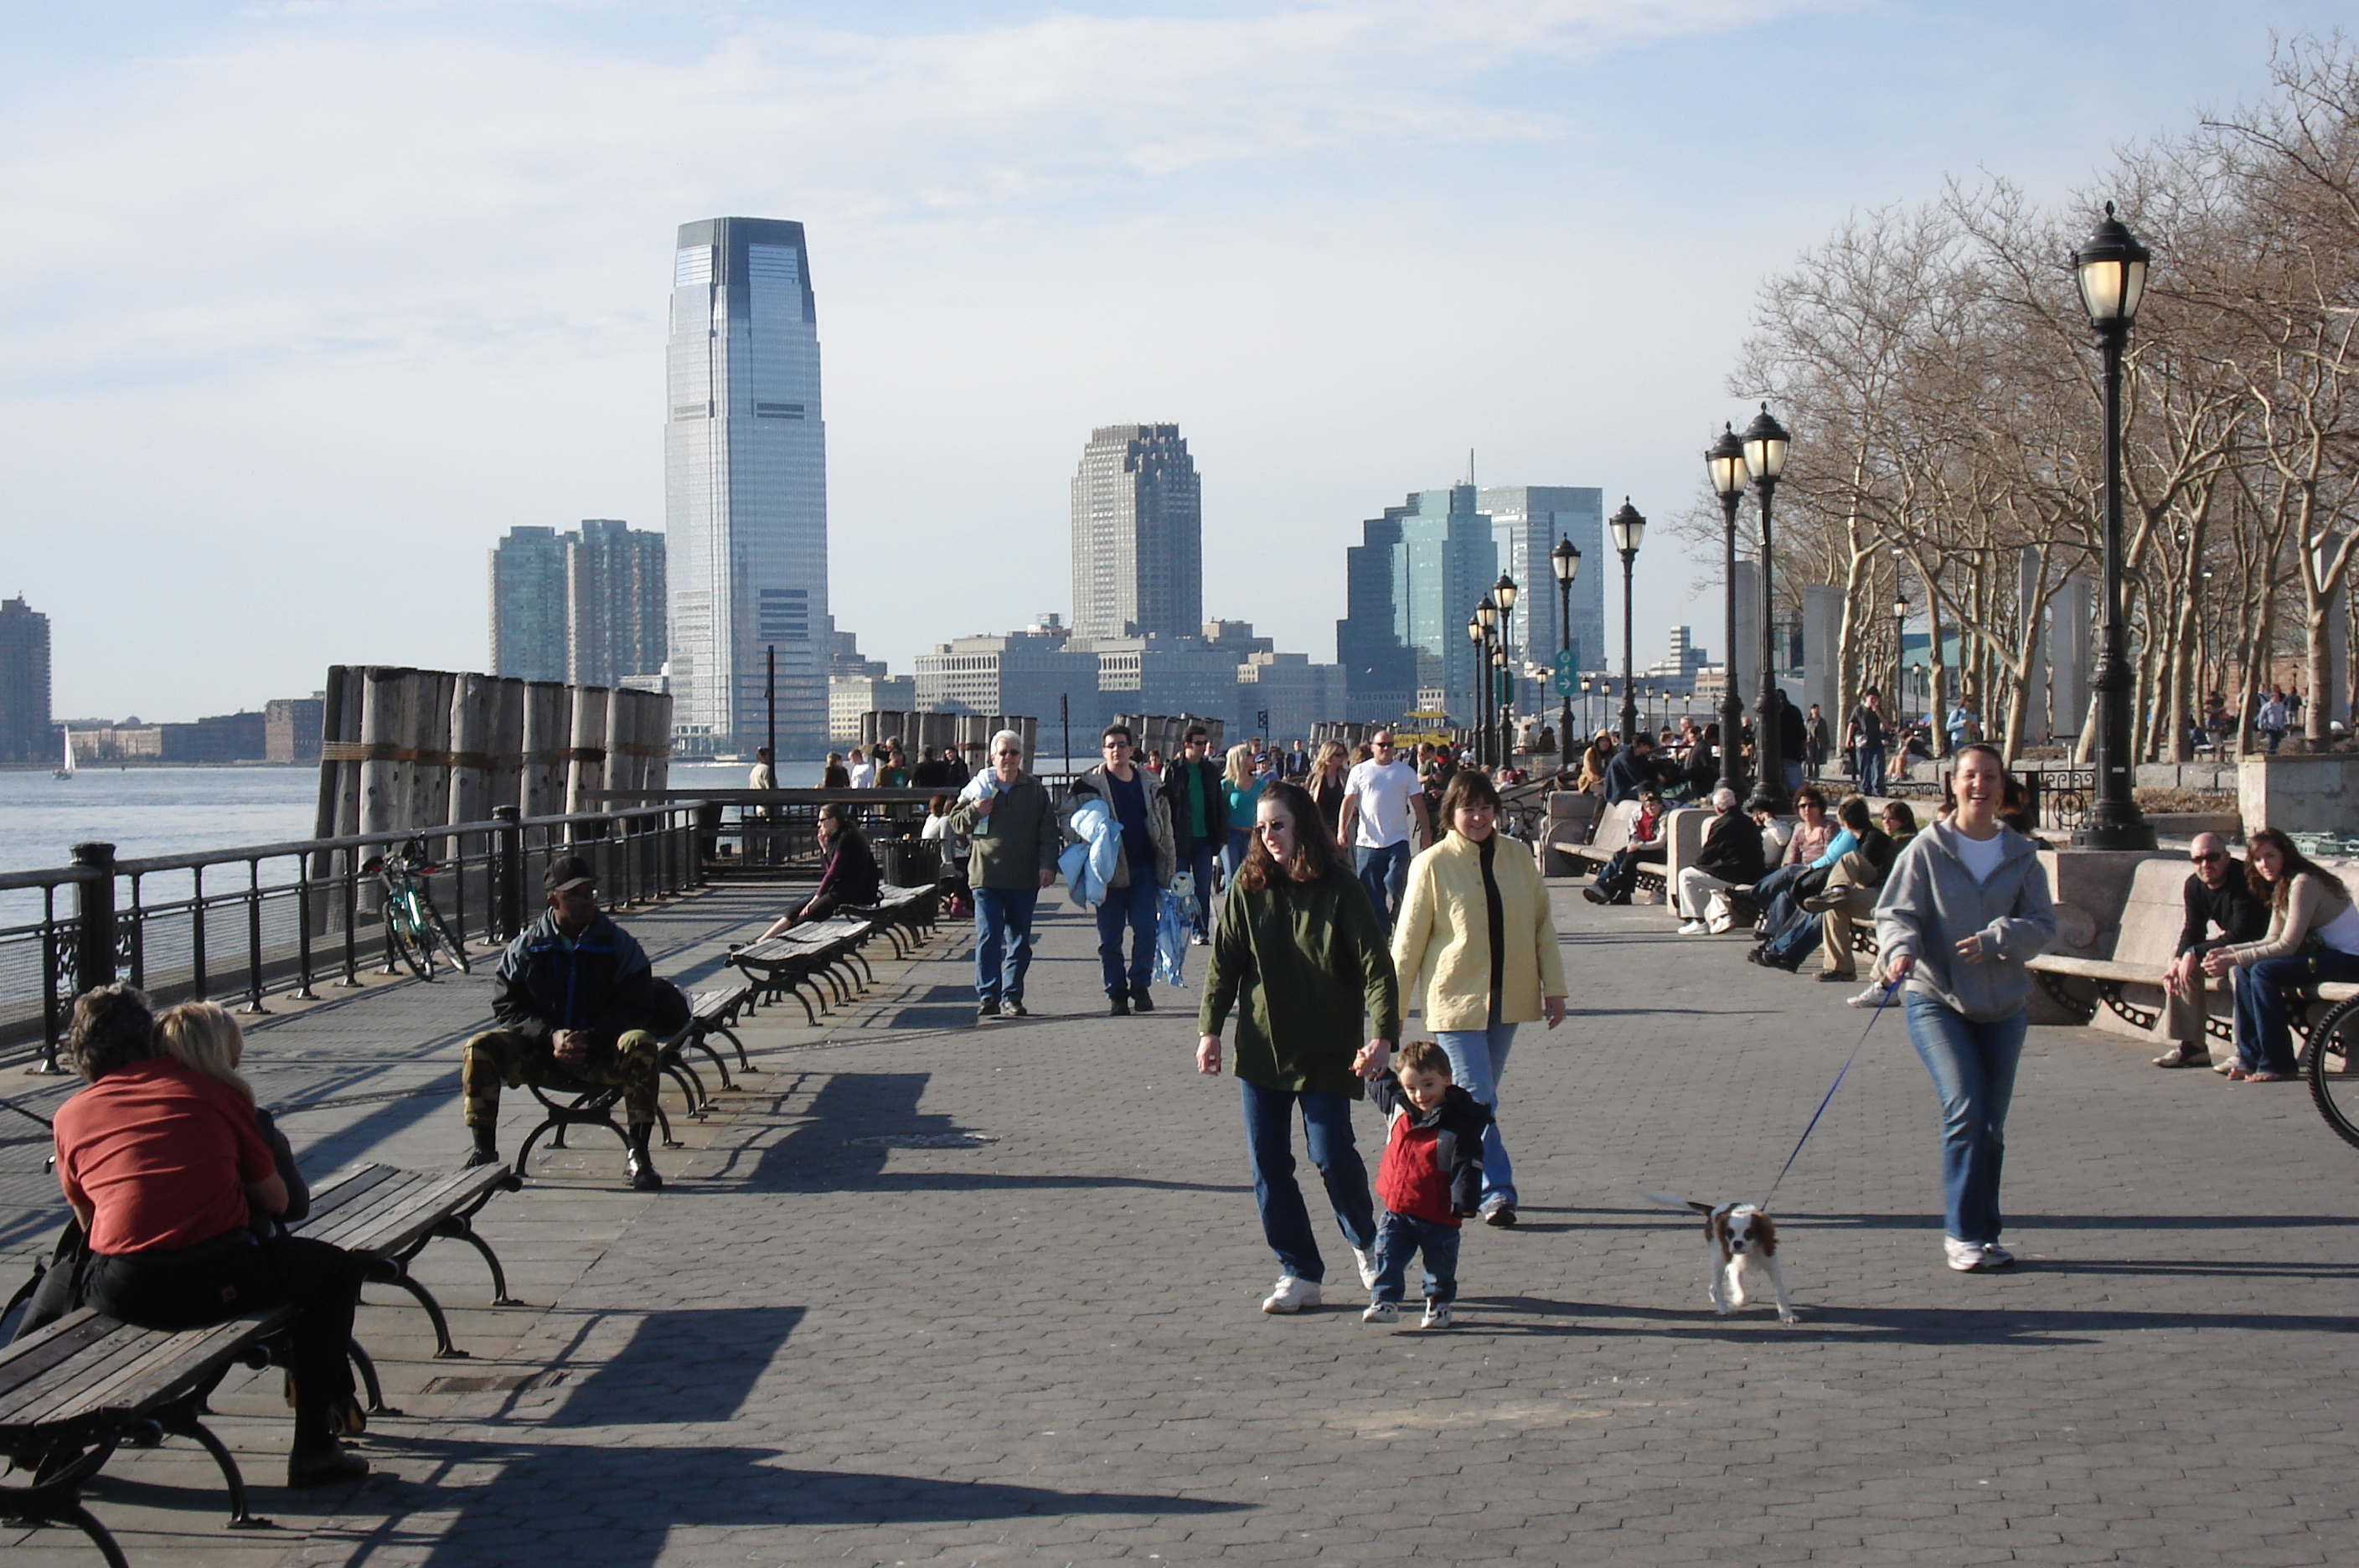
1551, 650, 1577, 697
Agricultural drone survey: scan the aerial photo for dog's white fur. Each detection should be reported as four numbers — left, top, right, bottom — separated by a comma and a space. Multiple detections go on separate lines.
1641, 1190, 1797, 1323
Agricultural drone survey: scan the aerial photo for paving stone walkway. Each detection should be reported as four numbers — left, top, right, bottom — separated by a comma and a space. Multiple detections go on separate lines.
8, 880, 2359, 1566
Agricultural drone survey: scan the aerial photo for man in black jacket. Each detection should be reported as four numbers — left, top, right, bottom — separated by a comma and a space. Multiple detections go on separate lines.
1158, 725, 1228, 943
2153, 833, 2271, 1068
1675, 787, 1768, 933
461, 856, 685, 1189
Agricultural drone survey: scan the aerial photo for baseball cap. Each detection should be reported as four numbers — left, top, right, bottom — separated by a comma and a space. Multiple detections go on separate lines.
544, 855, 596, 893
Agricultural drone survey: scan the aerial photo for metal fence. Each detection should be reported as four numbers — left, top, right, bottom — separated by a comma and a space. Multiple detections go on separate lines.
0, 802, 710, 1067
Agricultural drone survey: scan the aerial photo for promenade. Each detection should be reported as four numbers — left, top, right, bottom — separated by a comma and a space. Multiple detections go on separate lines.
7, 880, 2359, 1566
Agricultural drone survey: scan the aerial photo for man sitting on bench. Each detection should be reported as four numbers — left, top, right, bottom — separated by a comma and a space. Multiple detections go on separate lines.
2152, 832, 2269, 1069
462, 856, 684, 1191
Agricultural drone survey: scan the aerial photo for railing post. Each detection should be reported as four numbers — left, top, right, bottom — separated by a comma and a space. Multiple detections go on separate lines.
241, 857, 269, 1015
292, 854, 317, 1001
495, 805, 524, 941
53, 842, 120, 1073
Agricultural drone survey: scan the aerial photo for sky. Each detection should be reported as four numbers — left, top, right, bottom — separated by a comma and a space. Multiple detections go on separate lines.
0, 0, 2347, 721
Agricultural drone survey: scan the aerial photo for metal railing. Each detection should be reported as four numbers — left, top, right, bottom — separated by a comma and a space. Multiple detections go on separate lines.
0, 802, 710, 1068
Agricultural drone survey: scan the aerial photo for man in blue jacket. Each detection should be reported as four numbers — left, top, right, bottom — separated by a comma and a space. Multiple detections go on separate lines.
461, 855, 684, 1189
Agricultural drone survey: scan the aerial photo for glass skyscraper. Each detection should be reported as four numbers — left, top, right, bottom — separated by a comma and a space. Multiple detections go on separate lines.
1071, 425, 1202, 641
665, 217, 829, 751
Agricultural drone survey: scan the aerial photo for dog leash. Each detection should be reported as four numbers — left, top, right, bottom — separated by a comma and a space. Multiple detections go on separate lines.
1758, 975, 1898, 1211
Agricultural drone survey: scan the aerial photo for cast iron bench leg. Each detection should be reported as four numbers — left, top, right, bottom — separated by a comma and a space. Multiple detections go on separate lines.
157, 1395, 276, 1529
364, 1256, 465, 1358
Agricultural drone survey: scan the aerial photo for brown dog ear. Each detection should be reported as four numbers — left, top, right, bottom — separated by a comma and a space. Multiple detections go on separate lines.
1750, 1214, 1777, 1257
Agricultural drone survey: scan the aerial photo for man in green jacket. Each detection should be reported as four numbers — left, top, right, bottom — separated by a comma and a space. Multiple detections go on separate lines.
1158, 725, 1228, 945
947, 730, 1061, 1022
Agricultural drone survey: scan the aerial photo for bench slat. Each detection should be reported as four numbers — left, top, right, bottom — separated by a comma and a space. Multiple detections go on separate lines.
302, 1173, 432, 1249
3, 1312, 291, 1436
0, 1310, 120, 1408
302, 1163, 406, 1225
333, 1167, 511, 1259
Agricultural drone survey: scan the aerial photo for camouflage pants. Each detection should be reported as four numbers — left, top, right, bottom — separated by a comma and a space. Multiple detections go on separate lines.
462, 1028, 662, 1128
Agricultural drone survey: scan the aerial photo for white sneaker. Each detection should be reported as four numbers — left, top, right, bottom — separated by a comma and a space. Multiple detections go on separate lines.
1353, 1247, 1379, 1290
1677, 921, 1708, 936
1361, 1302, 1399, 1325
1261, 1276, 1321, 1313
1978, 1242, 2015, 1269
1944, 1237, 1987, 1272
1844, 984, 1885, 1008
1421, 1301, 1453, 1329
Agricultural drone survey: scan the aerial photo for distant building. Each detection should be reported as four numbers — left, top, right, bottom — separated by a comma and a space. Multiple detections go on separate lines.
914, 628, 1103, 730
491, 520, 667, 687
1478, 486, 1604, 678
666, 217, 830, 752
1075, 633, 1241, 730
265, 697, 324, 764
1236, 652, 1347, 743
829, 673, 916, 742
1643, 627, 1711, 689
0, 596, 53, 766
1335, 485, 1494, 726
159, 711, 265, 764
1071, 425, 1201, 641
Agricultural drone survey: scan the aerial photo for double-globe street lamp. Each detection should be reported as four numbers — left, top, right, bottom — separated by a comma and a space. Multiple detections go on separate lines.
1467, 608, 1492, 767
1494, 572, 1520, 762
1706, 425, 1750, 798
1892, 594, 1908, 729
2073, 203, 2158, 850
1552, 535, 1583, 768
1740, 403, 1793, 812
1609, 499, 1647, 744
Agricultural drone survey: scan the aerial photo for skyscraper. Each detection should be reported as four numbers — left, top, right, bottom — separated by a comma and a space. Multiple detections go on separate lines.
665, 217, 829, 751
1335, 486, 1495, 725
489, 526, 570, 683
1478, 485, 1604, 675
0, 596, 52, 765
489, 520, 667, 687
1071, 425, 1200, 640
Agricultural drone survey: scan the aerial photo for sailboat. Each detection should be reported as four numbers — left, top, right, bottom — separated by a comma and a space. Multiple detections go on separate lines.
54, 728, 74, 780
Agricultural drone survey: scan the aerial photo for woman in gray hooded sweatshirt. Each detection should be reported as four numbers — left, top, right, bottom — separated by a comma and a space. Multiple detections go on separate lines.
1873, 743, 2056, 1273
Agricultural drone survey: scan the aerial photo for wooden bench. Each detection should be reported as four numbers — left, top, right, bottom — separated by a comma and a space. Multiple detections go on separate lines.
843, 883, 942, 958
1, 1305, 297, 1564
729, 917, 879, 1024
297, 1163, 522, 1377
656, 983, 756, 1113
1555, 802, 1670, 897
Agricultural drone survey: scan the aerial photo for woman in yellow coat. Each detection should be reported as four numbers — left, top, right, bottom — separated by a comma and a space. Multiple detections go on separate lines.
1391, 770, 1568, 1227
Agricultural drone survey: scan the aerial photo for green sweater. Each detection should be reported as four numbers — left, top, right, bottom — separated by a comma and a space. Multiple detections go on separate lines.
943, 774, 1061, 891
1198, 867, 1402, 1098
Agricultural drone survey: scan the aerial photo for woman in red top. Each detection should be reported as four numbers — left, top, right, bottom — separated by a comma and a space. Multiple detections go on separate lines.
50, 985, 369, 1488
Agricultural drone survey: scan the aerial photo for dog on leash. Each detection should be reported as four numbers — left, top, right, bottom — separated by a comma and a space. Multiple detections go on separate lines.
1641, 1190, 1797, 1323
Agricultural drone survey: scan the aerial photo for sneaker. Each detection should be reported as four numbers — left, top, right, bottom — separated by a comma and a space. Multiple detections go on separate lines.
1108, 992, 1131, 1017
1190, 933, 1208, 946
1977, 1242, 2015, 1268
1261, 1276, 1320, 1314
976, 1001, 1000, 1023
1361, 1301, 1399, 1325
1420, 1301, 1453, 1329
1843, 984, 1885, 1009
1944, 1237, 1988, 1272
2151, 1043, 2209, 1068
1129, 986, 1154, 1013
999, 998, 1028, 1018
1582, 886, 1608, 905
1480, 1201, 1517, 1228
1677, 921, 1708, 936
1353, 1247, 1380, 1289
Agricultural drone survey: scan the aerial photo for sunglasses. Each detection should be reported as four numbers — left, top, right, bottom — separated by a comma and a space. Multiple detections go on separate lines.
2191, 850, 2226, 865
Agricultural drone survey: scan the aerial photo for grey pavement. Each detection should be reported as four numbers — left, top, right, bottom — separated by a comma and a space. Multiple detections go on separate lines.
8, 879, 2359, 1565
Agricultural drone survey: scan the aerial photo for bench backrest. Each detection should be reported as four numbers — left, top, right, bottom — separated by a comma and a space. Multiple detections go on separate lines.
1590, 801, 1639, 854
2109, 858, 2197, 968
1546, 790, 1598, 843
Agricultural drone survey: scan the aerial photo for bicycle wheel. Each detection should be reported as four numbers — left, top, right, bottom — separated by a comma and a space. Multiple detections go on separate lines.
419, 895, 472, 975
2300, 995, 2359, 1151
384, 905, 431, 980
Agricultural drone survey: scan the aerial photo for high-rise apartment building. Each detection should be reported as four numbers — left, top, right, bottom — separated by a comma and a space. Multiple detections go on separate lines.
0, 596, 54, 765
489, 520, 667, 687
1334, 486, 1495, 725
666, 217, 829, 752
1478, 487, 1603, 678
1071, 425, 1200, 640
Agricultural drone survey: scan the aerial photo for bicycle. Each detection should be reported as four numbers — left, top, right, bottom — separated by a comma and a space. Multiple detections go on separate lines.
2301, 993, 2359, 1149
362, 835, 472, 980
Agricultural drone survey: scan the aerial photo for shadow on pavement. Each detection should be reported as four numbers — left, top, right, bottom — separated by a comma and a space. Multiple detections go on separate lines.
1463, 1292, 2359, 1344
550, 1306, 805, 1427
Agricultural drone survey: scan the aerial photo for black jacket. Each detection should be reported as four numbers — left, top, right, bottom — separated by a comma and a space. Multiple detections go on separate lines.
2179, 864, 2270, 957
1158, 757, 1230, 848
1695, 809, 1768, 883
492, 909, 685, 1044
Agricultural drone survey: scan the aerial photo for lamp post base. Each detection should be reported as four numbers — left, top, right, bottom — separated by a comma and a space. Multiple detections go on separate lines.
2072, 814, 2157, 852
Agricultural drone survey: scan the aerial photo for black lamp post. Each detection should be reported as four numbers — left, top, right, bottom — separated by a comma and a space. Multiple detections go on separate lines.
1741, 404, 1792, 811
1706, 423, 1749, 797
1469, 608, 1493, 768
1892, 594, 1908, 727
1609, 499, 1646, 744
1580, 676, 1593, 739
2073, 202, 2157, 849
1552, 535, 1582, 766
1493, 644, 1511, 761
1494, 572, 1520, 761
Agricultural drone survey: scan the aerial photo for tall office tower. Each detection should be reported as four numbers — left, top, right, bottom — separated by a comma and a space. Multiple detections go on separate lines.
665, 217, 829, 752
490, 526, 571, 682
1071, 425, 1201, 640
1478, 487, 1604, 677
0, 596, 53, 765
566, 519, 668, 688
1334, 486, 1496, 724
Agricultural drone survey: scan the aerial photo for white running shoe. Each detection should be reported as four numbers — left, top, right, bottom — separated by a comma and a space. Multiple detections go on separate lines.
1421, 1301, 1453, 1329
1361, 1302, 1399, 1325
1978, 1241, 2015, 1269
1353, 1247, 1379, 1290
1944, 1237, 1986, 1272
1261, 1276, 1321, 1313
1677, 920, 1708, 936
1844, 984, 1886, 1008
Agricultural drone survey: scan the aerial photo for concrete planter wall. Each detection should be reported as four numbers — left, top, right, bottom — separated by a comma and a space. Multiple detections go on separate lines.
2238, 753, 2359, 836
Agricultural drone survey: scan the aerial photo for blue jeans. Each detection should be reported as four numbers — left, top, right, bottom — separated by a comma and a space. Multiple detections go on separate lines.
1355, 840, 1413, 930
1096, 877, 1159, 995
1752, 862, 1810, 924
1179, 840, 1218, 937
2233, 952, 2359, 1074
1904, 994, 2026, 1246
1221, 828, 1251, 888
1857, 745, 1886, 796
1432, 1021, 1517, 1209
972, 885, 1039, 1003
1762, 909, 1823, 966
1370, 1210, 1461, 1306
1239, 1080, 1377, 1283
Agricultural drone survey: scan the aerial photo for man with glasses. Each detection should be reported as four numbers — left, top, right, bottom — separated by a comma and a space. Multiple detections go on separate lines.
1158, 725, 1227, 946
1069, 725, 1176, 1015
1339, 729, 1431, 931
2153, 833, 2269, 1068
949, 730, 1061, 1021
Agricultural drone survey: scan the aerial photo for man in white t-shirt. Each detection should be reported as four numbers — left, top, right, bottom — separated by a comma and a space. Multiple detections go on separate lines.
847, 746, 876, 789
1338, 729, 1431, 930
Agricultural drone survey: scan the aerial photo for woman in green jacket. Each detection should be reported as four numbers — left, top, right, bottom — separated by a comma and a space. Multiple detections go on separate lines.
1390, 769, 1567, 1228
1198, 780, 1401, 1315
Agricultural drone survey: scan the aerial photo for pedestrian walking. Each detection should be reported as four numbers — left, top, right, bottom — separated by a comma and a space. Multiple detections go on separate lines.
1159, 725, 1228, 944
847, 746, 875, 789
1804, 703, 1830, 777
747, 745, 779, 864
1358, 1039, 1492, 1329
1197, 780, 1400, 1314
1389, 768, 1567, 1229
1845, 689, 1889, 795
1306, 740, 1350, 839
1067, 725, 1176, 1016
1219, 743, 1260, 884
1944, 694, 1982, 756
2199, 828, 2359, 1081
1873, 744, 2057, 1272
1338, 728, 1431, 931
948, 730, 1061, 1021
2258, 687, 2289, 754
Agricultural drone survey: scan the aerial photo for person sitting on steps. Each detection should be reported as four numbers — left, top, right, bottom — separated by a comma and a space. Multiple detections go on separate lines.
462, 856, 687, 1190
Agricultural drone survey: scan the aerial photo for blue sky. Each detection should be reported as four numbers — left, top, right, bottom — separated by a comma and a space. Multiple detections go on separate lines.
0, 1, 2346, 719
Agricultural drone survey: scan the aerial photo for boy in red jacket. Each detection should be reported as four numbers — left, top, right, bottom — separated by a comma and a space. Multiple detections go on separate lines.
1363, 1039, 1494, 1329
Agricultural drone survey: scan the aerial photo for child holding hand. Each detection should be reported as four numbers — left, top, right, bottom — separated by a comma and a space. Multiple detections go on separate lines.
1357, 1038, 1493, 1328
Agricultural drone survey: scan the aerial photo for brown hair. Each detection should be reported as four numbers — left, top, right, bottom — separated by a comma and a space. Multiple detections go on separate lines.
1437, 768, 1500, 830
1231, 781, 1345, 892
66, 983, 156, 1083
1396, 1039, 1453, 1079
1792, 785, 1827, 813
2245, 827, 2350, 912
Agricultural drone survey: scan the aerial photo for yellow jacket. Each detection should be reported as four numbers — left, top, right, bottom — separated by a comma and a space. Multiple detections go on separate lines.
1391, 831, 1569, 1030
